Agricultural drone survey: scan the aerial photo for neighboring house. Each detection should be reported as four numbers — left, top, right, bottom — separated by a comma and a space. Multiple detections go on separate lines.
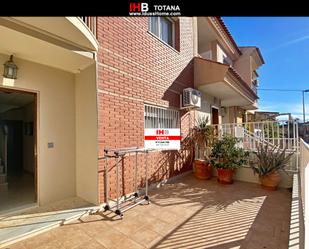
254, 111, 280, 122
253, 111, 293, 122
0, 17, 264, 211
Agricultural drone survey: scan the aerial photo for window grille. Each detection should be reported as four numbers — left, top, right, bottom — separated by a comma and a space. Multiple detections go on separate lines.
144, 105, 180, 129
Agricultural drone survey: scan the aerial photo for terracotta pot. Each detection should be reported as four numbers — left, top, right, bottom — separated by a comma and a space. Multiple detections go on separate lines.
217, 168, 235, 184
260, 171, 281, 190
194, 160, 212, 180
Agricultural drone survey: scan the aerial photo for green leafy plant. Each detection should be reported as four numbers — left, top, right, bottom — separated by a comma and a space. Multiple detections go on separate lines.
182, 116, 216, 162
250, 144, 294, 176
210, 135, 249, 169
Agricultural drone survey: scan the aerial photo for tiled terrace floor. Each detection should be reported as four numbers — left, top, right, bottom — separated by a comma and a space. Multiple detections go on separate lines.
5, 173, 291, 249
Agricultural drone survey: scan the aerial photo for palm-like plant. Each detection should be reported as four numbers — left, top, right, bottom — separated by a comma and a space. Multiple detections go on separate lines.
250, 144, 294, 176
182, 116, 216, 162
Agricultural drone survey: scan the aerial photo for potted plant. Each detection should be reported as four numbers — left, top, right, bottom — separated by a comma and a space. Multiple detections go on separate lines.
183, 116, 216, 180
250, 144, 294, 190
210, 135, 249, 184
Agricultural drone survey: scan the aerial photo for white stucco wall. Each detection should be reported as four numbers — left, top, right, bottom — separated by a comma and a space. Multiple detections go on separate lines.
75, 64, 98, 204
196, 92, 222, 125
0, 54, 76, 205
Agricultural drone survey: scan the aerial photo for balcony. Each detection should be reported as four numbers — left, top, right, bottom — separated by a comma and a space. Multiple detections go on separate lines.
79, 16, 97, 38
251, 83, 257, 94
0, 17, 98, 73
0, 17, 98, 52
194, 57, 258, 108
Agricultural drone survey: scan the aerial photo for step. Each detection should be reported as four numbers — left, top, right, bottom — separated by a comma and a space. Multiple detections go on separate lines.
0, 182, 8, 192
0, 174, 6, 184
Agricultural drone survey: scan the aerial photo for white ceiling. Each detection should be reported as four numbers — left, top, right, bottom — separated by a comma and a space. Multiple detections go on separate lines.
0, 24, 94, 73
198, 81, 251, 107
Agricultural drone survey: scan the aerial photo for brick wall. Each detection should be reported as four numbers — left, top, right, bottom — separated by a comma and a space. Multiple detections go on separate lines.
97, 17, 195, 203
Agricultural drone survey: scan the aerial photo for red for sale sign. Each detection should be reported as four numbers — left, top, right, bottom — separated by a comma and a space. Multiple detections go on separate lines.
144, 129, 180, 150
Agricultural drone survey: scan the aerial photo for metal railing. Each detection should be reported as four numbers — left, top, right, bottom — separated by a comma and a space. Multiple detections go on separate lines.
79, 16, 97, 37
212, 120, 300, 171
212, 120, 299, 151
251, 83, 257, 94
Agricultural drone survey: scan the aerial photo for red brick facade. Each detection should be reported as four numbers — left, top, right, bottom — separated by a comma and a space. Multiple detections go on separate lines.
97, 17, 195, 203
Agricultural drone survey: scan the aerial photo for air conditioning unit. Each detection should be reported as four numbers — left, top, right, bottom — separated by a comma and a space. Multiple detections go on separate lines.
182, 88, 201, 108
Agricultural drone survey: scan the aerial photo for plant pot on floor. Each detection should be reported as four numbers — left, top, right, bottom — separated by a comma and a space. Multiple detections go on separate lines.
217, 168, 235, 184
194, 160, 212, 180
260, 171, 281, 190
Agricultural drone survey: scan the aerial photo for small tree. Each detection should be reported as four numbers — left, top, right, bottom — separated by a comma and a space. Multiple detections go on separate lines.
210, 135, 249, 170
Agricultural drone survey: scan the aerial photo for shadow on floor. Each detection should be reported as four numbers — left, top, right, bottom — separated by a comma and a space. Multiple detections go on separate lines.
148, 175, 291, 249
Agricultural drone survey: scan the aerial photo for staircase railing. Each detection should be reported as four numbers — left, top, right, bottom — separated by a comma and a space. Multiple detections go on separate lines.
212, 120, 299, 171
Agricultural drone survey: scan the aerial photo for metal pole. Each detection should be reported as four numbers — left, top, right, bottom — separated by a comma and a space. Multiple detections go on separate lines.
303, 90, 306, 123
104, 157, 110, 210
134, 152, 138, 196
115, 155, 120, 213
145, 150, 149, 202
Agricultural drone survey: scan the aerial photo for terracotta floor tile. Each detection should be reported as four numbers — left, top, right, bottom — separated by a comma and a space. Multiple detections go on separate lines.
4, 174, 291, 249
130, 227, 162, 247
74, 240, 107, 249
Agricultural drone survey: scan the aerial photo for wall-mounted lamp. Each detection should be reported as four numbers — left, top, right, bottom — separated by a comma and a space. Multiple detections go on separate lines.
3, 55, 18, 79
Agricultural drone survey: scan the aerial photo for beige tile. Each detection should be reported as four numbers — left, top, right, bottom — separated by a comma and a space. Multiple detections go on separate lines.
3, 242, 27, 249
22, 231, 57, 249
130, 227, 162, 247
26, 239, 63, 249
91, 227, 128, 248
74, 240, 107, 249
144, 218, 174, 236
2, 174, 291, 249
51, 225, 92, 249
112, 237, 145, 249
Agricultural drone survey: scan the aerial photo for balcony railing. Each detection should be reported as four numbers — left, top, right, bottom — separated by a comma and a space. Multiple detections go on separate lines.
251, 83, 257, 94
79, 16, 97, 37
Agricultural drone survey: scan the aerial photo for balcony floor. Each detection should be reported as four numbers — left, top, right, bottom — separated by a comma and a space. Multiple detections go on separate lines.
7, 173, 291, 249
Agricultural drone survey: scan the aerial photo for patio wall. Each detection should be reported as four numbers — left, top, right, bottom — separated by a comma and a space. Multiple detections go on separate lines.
96, 17, 197, 203
298, 138, 309, 248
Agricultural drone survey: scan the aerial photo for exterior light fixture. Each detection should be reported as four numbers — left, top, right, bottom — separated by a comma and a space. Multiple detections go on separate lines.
3, 55, 18, 79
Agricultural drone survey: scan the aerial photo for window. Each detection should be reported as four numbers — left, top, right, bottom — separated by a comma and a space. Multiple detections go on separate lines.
223, 55, 232, 66
148, 17, 175, 47
144, 105, 180, 129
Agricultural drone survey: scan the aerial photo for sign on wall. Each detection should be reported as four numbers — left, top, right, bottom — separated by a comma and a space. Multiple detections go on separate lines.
144, 129, 180, 150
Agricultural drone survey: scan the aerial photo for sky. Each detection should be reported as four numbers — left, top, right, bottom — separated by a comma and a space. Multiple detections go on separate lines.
223, 17, 309, 122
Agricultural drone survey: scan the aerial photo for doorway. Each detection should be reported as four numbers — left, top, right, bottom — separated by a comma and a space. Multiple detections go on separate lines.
211, 107, 219, 125
0, 88, 37, 213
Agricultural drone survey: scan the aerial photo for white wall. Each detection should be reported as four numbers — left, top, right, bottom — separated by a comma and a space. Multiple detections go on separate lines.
0, 54, 76, 205
75, 64, 98, 204
211, 164, 293, 188
300, 138, 309, 246
196, 92, 221, 125
216, 44, 231, 65
200, 50, 212, 60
